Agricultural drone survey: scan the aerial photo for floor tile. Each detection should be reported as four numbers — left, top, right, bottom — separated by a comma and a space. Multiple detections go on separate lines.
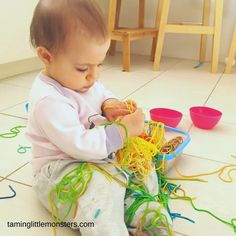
206, 73, 236, 124
166, 154, 236, 236
3, 163, 33, 186
0, 115, 31, 177
0, 54, 235, 236
0, 83, 29, 111
126, 78, 207, 116
104, 53, 180, 73
100, 55, 180, 99
0, 180, 79, 236
164, 59, 225, 76
100, 67, 156, 99
127, 60, 223, 115
0, 102, 28, 120
185, 123, 236, 164
0, 71, 38, 89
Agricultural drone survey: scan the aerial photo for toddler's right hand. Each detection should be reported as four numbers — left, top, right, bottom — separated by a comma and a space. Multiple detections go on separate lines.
117, 108, 146, 140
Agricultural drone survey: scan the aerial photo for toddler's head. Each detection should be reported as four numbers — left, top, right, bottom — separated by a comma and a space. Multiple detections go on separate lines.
30, 0, 110, 92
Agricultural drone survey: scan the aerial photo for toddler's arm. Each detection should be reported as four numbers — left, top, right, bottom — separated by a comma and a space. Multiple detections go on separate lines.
33, 96, 123, 161
102, 98, 137, 121
95, 81, 138, 121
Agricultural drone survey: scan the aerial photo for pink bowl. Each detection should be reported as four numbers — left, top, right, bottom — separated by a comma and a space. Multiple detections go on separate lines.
190, 106, 222, 129
149, 108, 183, 127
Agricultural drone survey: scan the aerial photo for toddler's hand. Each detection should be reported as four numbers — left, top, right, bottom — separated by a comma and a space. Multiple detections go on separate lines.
102, 98, 137, 121
117, 108, 146, 140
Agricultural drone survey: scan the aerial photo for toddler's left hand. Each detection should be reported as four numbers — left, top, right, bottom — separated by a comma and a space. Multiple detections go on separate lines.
102, 98, 137, 121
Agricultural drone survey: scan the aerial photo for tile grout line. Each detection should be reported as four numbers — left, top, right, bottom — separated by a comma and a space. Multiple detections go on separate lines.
0, 177, 32, 188
173, 231, 190, 236
0, 70, 39, 89
0, 112, 27, 120
0, 100, 28, 113
187, 72, 224, 134
0, 82, 32, 90
0, 69, 40, 80
0, 162, 29, 183
203, 72, 224, 106
0, 78, 33, 89
122, 59, 183, 100
182, 153, 236, 165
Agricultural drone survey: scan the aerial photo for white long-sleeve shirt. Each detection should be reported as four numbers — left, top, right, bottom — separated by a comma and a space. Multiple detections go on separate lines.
26, 73, 123, 174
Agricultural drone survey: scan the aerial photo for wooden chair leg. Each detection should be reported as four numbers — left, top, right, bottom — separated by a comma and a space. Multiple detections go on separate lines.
115, 0, 122, 27
109, 40, 117, 56
225, 27, 236, 73
139, 0, 145, 28
150, 0, 163, 61
199, 0, 210, 62
150, 37, 157, 61
211, 0, 223, 73
108, 0, 121, 57
123, 35, 130, 72
108, 0, 117, 33
153, 0, 170, 71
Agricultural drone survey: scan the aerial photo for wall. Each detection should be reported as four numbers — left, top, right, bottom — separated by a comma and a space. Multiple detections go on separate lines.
0, 0, 42, 79
0, 0, 39, 64
101, 0, 236, 62
0, 0, 235, 79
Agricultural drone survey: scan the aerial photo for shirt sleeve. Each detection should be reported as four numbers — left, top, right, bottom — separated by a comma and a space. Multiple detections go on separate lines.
34, 96, 120, 161
104, 124, 123, 154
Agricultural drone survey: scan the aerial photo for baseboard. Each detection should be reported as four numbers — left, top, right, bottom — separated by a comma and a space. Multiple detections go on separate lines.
0, 57, 43, 80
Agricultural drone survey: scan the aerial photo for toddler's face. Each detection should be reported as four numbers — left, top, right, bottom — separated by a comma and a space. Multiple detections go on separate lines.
47, 35, 110, 92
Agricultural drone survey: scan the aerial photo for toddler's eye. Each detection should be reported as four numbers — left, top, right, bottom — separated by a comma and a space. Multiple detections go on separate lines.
98, 63, 103, 67
76, 67, 88, 73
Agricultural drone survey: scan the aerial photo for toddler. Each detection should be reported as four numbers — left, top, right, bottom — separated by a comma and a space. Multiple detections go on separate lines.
27, 0, 172, 235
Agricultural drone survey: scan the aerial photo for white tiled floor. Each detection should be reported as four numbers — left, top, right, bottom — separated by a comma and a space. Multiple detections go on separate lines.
0, 54, 236, 236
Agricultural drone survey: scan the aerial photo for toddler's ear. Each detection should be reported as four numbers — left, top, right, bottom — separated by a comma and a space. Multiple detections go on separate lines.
36, 47, 52, 64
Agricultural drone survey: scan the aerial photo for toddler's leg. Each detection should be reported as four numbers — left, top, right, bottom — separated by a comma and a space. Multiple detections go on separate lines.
73, 168, 129, 236
33, 160, 129, 236
125, 167, 173, 236
125, 199, 172, 236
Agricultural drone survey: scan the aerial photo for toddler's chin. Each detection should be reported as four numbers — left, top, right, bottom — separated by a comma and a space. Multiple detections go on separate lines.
76, 87, 90, 93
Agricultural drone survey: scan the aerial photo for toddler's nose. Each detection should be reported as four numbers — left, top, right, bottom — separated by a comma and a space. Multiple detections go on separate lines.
86, 67, 98, 81
86, 74, 95, 81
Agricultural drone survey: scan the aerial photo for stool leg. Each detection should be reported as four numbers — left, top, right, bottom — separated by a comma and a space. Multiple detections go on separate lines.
199, 0, 210, 62
225, 27, 236, 73
108, 0, 117, 33
153, 0, 170, 71
109, 41, 117, 56
211, 0, 223, 73
108, 0, 121, 56
150, 0, 163, 61
150, 37, 157, 61
123, 35, 130, 72
139, 0, 145, 28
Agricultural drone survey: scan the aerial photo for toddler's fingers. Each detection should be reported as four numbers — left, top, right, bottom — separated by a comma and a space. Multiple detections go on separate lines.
134, 108, 146, 119
123, 99, 137, 112
130, 100, 137, 109
116, 108, 133, 116
135, 108, 144, 113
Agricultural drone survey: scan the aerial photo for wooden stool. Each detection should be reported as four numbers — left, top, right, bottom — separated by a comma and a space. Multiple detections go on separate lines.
153, 0, 224, 73
108, 0, 160, 72
225, 26, 236, 73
